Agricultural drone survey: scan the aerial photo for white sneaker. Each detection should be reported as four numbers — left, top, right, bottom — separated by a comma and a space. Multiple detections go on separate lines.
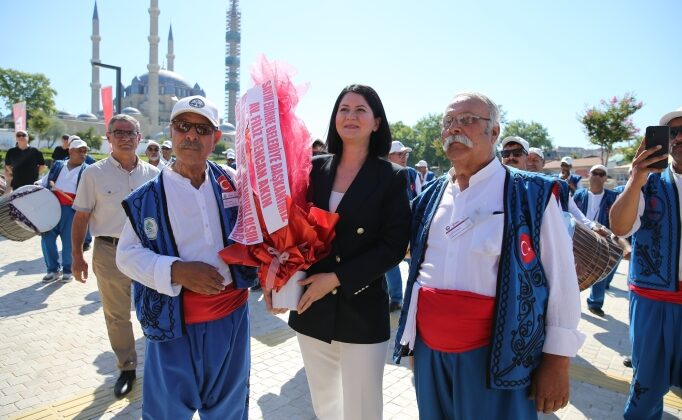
42, 271, 62, 283
60, 273, 73, 283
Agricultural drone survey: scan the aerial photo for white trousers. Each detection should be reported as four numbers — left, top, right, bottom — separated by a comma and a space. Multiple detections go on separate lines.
297, 333, 388, 420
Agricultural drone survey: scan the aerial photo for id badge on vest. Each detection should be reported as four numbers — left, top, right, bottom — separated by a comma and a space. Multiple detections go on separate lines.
445, 217, 473, 240
222, 191, 239, 208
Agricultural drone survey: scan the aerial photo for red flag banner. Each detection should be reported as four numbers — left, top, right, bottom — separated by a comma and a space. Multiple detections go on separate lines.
12, 102, 26, 132
101, 86, 113, 129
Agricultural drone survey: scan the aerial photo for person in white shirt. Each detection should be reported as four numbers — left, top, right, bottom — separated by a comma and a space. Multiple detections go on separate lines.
144, 140, 165, 168
393, 92, 584, 418
116, 96, 256, 418
37, 139, 90, 283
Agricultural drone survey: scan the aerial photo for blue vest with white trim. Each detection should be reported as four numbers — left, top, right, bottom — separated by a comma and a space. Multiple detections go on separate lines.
629, 167, 681, 291
47, 159, 88, 190
393, 168, 555, 390
122, 161, 258, 342
572, 187, 620, 228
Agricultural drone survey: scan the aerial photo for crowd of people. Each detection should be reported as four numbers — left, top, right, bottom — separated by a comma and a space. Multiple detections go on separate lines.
2, 89, 682, 419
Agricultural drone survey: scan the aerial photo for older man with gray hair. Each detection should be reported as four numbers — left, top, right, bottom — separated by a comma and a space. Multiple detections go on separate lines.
394, 92, 584, 418
71, 114, 160, 398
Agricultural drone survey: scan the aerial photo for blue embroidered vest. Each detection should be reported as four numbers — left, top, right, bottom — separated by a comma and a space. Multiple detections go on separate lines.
122, 161, 258, 342
47, 159, 88, 192
393, 168, 555, 390
629, 168, 681, 291
572, 188, 620, 228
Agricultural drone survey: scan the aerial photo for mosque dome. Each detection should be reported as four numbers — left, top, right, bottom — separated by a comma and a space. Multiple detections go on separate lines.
219, 123, 236, 134
57, 110, 76, 120
77, 113, 98, 121
121, 107, 142, 115
124, 69, 205, 98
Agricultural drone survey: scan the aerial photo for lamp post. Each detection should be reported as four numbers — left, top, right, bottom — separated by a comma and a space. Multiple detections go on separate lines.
92, 61, 122, 114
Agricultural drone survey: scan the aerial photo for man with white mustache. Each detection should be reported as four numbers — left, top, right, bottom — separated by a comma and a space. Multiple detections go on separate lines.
394, 92, 584, 418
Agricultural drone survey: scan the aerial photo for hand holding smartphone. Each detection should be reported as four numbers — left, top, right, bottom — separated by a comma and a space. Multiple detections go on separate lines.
645, 126, 670, 170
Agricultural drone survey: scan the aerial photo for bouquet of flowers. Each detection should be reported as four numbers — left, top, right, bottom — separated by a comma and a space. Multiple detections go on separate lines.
219, 55, 339, 308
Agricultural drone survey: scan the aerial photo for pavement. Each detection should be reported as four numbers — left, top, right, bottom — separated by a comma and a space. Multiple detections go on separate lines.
1, 235, 681, 419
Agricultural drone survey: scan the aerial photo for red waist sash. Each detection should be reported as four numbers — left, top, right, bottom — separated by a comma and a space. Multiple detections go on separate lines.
630, 281, 682, 305
416, 286, 495, 353
183, 283, 248, 324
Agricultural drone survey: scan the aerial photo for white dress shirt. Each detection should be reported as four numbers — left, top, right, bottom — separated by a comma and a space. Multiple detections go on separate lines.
401, 159, 585, 357
625, 168, 682, 280
116, 164, 233, 297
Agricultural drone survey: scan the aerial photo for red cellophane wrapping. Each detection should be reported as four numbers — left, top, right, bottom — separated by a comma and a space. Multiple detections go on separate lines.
218, 55, 339, 291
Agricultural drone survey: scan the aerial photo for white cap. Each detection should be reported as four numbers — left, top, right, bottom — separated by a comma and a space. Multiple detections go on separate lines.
161, 140, 173, 149
660, 107, 682, 126
415, 160, 428, 168
15, 129, 27, 136
560, 156, 573, 166
69, 139, 89, 150
224, 148, 236, 159
68, 135, 81, 144
589, 164, 608, 175
389, 141, 412, 154
500, 136, 529, 153
146, 140, 160, 149
170, 95, 219, 127
528, 147, 544, 159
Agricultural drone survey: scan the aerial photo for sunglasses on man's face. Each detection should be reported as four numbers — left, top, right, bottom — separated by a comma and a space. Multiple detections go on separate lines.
500, 149, 527, 158
16, 133, 27, 138
171, 119, 216, 136
147, 147, 159, 152
670, 126, 682, 139
591, 171, 606, 177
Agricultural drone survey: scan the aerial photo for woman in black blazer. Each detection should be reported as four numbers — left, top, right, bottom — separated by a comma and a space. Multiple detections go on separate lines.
285, 85, 410, 419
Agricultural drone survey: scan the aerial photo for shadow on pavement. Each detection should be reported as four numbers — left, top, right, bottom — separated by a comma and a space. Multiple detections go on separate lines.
0, 277, 67, 317
79, 291, 102, 315
584, 310, 630, 357
257, 368, 314, 419
0, 256, 45, 277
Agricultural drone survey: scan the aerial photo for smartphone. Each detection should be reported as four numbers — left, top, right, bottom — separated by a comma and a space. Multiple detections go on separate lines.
645, 126, 670, 169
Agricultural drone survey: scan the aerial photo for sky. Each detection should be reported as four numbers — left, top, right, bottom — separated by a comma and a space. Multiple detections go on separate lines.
1, 0, 680, 149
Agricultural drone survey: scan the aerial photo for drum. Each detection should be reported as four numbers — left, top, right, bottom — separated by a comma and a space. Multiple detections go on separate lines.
0, 175, 6, 196
564, 213, 625, 291
0, 185, 61, 241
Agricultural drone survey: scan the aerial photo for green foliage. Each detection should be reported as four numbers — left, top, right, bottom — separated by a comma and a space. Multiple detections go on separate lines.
500, 120, 553, 150
213, 141, 227, 156
43, 116, 66, 147
580, 93, 643, 164
0, 68, 57, 116
27, 109, 51, 140
75, 127, 102, 150
390, 114, 450, 173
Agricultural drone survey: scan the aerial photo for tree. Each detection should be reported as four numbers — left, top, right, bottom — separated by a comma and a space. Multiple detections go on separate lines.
75, 127, 102, 150
389, 121, 417, 150
500, 120, 553, 150
0, 68, 57, 117
27, 109, 51, 142
43, 116, 67, 148
580, 93, 643, 164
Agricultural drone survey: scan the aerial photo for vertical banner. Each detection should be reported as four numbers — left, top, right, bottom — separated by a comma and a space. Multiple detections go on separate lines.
12, 102, 26, 132
229, 95, 264, 245
245, 79, 291, 234
101, 86, 113, 129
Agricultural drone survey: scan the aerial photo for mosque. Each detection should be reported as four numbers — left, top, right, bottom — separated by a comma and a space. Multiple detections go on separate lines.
53, 0, 240, 143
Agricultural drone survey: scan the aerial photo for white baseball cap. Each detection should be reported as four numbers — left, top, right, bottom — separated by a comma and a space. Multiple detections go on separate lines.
146, 140, 160, 149
590, 164, 608, 175
69, 139, 89, 150
528, 147, 544, 159
660, 107, 682, 126
560, 156, 573, 166
170, 95, 219, 127
500, 136, 529, 153
389, 141, 412, 154
161, 140, 173, 149
68, 135, 81, 144
224, 148, 236, 159
415, 160, 428, 168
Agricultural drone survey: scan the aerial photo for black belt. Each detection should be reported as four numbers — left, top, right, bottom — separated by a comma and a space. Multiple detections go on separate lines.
97, 236, 119, 246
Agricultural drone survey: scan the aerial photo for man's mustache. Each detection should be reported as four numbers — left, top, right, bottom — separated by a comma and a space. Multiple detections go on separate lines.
442, 135, 473, 151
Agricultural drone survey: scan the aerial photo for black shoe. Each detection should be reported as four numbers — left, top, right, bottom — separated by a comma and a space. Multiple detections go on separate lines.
588, 307, 605, 317
389, 302, 402, 312
623, 357, 633, 368
114, 370, 136, 398
83, 243, 91, 252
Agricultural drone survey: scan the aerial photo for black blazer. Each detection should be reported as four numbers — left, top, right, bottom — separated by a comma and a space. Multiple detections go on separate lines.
288, 154, 411, 344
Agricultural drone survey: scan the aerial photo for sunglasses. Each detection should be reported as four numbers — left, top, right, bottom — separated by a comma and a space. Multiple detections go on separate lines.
591, 171, 606, 177
147, 147, 159, 151
171, 119, 216, 136
500, 149, 527, 158
670, 126, 682, 139
16, 133, 27, 138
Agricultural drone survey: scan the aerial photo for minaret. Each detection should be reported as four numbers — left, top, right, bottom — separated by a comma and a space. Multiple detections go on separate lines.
166, 25, 175, 72
225, 0, 241, 125
147, 0, 160, 132
90, 2, 101, 114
